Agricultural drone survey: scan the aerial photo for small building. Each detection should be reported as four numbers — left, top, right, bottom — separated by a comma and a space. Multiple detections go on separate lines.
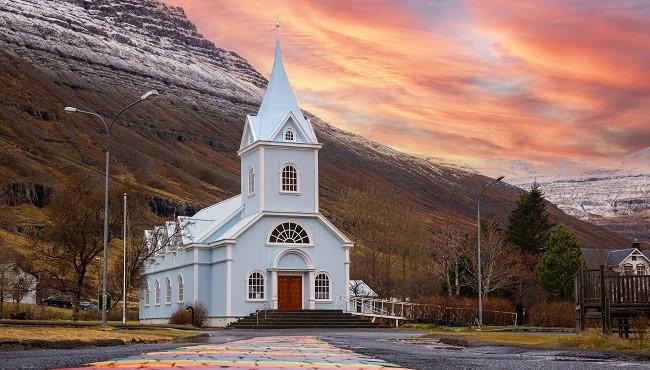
582, 241, 649, 275
139, 37, 353, 326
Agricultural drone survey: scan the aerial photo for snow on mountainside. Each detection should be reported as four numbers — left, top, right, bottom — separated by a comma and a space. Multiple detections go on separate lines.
0, 0, 629, 249
1, 0, 265, 94
524, 149, 650, 241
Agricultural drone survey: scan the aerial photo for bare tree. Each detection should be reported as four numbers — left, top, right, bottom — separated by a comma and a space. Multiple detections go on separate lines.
107, 212, 192, 310
336, 184, 428, 298
466, 218, 525, 296
428, 217, 471, 296
10, 267, 36, 309
31, 177, 122, 321
0, 238, 17, 317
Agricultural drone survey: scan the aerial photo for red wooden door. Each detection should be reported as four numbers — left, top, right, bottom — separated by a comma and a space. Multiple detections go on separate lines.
278, 276, 302, 309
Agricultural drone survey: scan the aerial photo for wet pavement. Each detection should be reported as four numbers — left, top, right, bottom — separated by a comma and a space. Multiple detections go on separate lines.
2, 329, 649, 370
59, 335, 409, 369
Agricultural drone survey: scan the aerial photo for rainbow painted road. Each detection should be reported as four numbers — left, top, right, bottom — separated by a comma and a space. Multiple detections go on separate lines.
60, 336, 412, 369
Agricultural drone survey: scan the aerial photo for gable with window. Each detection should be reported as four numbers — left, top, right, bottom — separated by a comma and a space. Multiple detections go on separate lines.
281, 164, 298, 192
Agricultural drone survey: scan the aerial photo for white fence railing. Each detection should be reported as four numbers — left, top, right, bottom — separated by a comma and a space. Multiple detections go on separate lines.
338, 296, 517, 327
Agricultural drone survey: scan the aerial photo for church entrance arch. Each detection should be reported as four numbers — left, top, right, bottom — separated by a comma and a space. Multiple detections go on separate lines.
272, 249, 314, 310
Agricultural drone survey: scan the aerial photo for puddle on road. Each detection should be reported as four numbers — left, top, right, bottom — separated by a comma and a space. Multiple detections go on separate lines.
379, 337, 464, 351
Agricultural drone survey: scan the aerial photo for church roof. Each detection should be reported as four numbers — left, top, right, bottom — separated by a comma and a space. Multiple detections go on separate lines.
181, 195, 243, 244
244, 38, 317, 146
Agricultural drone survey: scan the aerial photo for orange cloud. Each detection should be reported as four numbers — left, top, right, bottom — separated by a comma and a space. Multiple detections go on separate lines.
162, 0, 650, 180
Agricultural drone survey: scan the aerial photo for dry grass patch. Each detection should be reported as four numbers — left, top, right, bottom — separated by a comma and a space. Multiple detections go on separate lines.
426, 329, 650, 351
0, 326, 196, 343
560, 330, 650, 351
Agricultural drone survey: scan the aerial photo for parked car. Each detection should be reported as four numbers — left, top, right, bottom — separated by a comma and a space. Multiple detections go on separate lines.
43, 296, 72, 308
80, 301, 98, 311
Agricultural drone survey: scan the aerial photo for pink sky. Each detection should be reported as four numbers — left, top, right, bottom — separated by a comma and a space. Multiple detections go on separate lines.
162, 0, 650, 182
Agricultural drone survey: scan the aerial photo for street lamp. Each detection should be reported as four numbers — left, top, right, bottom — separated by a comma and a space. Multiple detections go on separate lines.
477, 175, 504, 330
64, 89, 158, 327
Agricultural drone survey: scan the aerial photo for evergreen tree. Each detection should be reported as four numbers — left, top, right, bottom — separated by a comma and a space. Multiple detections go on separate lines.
537, 225, 585, 300
506, 181, 551, 253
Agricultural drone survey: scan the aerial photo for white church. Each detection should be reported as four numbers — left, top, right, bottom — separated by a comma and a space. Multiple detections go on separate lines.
139, 37, 353, 326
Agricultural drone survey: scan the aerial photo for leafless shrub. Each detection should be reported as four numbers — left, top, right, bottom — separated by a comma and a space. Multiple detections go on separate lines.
527, 301, 574, 327
631, 314, 649, 341
169, 305, 192, 325
169, 302, 208, 327
193, 302, 209, 328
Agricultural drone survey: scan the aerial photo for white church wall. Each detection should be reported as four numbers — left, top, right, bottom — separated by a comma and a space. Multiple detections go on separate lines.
139, 263, 194, 322
228, 215, 347, 316
240, 146, 261, 217
208, 247, 228, 316
263, 147, 317, 213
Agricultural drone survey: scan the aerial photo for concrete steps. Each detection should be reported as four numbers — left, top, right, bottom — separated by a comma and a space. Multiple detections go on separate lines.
227, 309, 380, 329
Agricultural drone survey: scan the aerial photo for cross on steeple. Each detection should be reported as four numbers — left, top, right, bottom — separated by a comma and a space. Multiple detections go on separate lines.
274, 17, 281, 36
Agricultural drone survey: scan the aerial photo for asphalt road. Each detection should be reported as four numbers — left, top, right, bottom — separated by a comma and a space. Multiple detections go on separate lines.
1, 329, 649, 370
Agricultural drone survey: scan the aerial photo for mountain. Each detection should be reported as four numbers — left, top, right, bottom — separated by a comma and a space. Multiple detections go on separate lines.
0, 0, 629, 250
528, 151, 650, 241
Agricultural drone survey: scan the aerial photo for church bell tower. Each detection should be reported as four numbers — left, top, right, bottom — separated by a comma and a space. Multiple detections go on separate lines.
237, 37, 322, 217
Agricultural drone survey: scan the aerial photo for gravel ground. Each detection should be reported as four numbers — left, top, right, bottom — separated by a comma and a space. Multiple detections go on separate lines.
1, 329, 649, 370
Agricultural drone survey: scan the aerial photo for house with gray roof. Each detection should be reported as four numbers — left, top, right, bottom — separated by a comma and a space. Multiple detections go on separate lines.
582, 241, 649, 275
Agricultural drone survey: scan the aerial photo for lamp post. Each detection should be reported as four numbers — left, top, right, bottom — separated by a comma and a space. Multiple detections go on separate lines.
477, 175, 504, 329
123, 192, 127, 324
64, 90, 158, 327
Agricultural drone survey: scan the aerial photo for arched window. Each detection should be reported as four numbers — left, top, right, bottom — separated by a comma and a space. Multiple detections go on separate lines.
315, 273, 330, 300
178, 275, 184, 303
284, 129, 294, 141
281, 164, 298, 192
269, 222, 310, 244
154, 280, 161, 305
247, 271, 265, 300
248, 167, 255, 195
144, 282, 150, 306
165, 278, 172, 304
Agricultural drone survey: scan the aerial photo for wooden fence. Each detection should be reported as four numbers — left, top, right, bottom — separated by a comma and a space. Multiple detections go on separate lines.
575, 266, 650, 335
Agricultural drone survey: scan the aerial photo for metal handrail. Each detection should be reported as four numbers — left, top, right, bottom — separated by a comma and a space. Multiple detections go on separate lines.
254, 298, 274, 326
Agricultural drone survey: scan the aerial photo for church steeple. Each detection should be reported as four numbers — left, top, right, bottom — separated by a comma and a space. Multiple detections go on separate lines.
239, 34, 323, 217
241, 36, 317, 148
257, 38, 303, 125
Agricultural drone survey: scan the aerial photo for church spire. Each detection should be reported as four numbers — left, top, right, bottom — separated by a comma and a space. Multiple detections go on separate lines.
242, 32, 318, 147
256, 37, 303, 123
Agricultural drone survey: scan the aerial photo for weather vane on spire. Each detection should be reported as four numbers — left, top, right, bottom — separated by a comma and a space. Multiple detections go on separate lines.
274, 17, 281, 35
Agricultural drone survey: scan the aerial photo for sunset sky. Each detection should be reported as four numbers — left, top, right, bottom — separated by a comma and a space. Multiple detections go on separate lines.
162, 0, 650, 182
